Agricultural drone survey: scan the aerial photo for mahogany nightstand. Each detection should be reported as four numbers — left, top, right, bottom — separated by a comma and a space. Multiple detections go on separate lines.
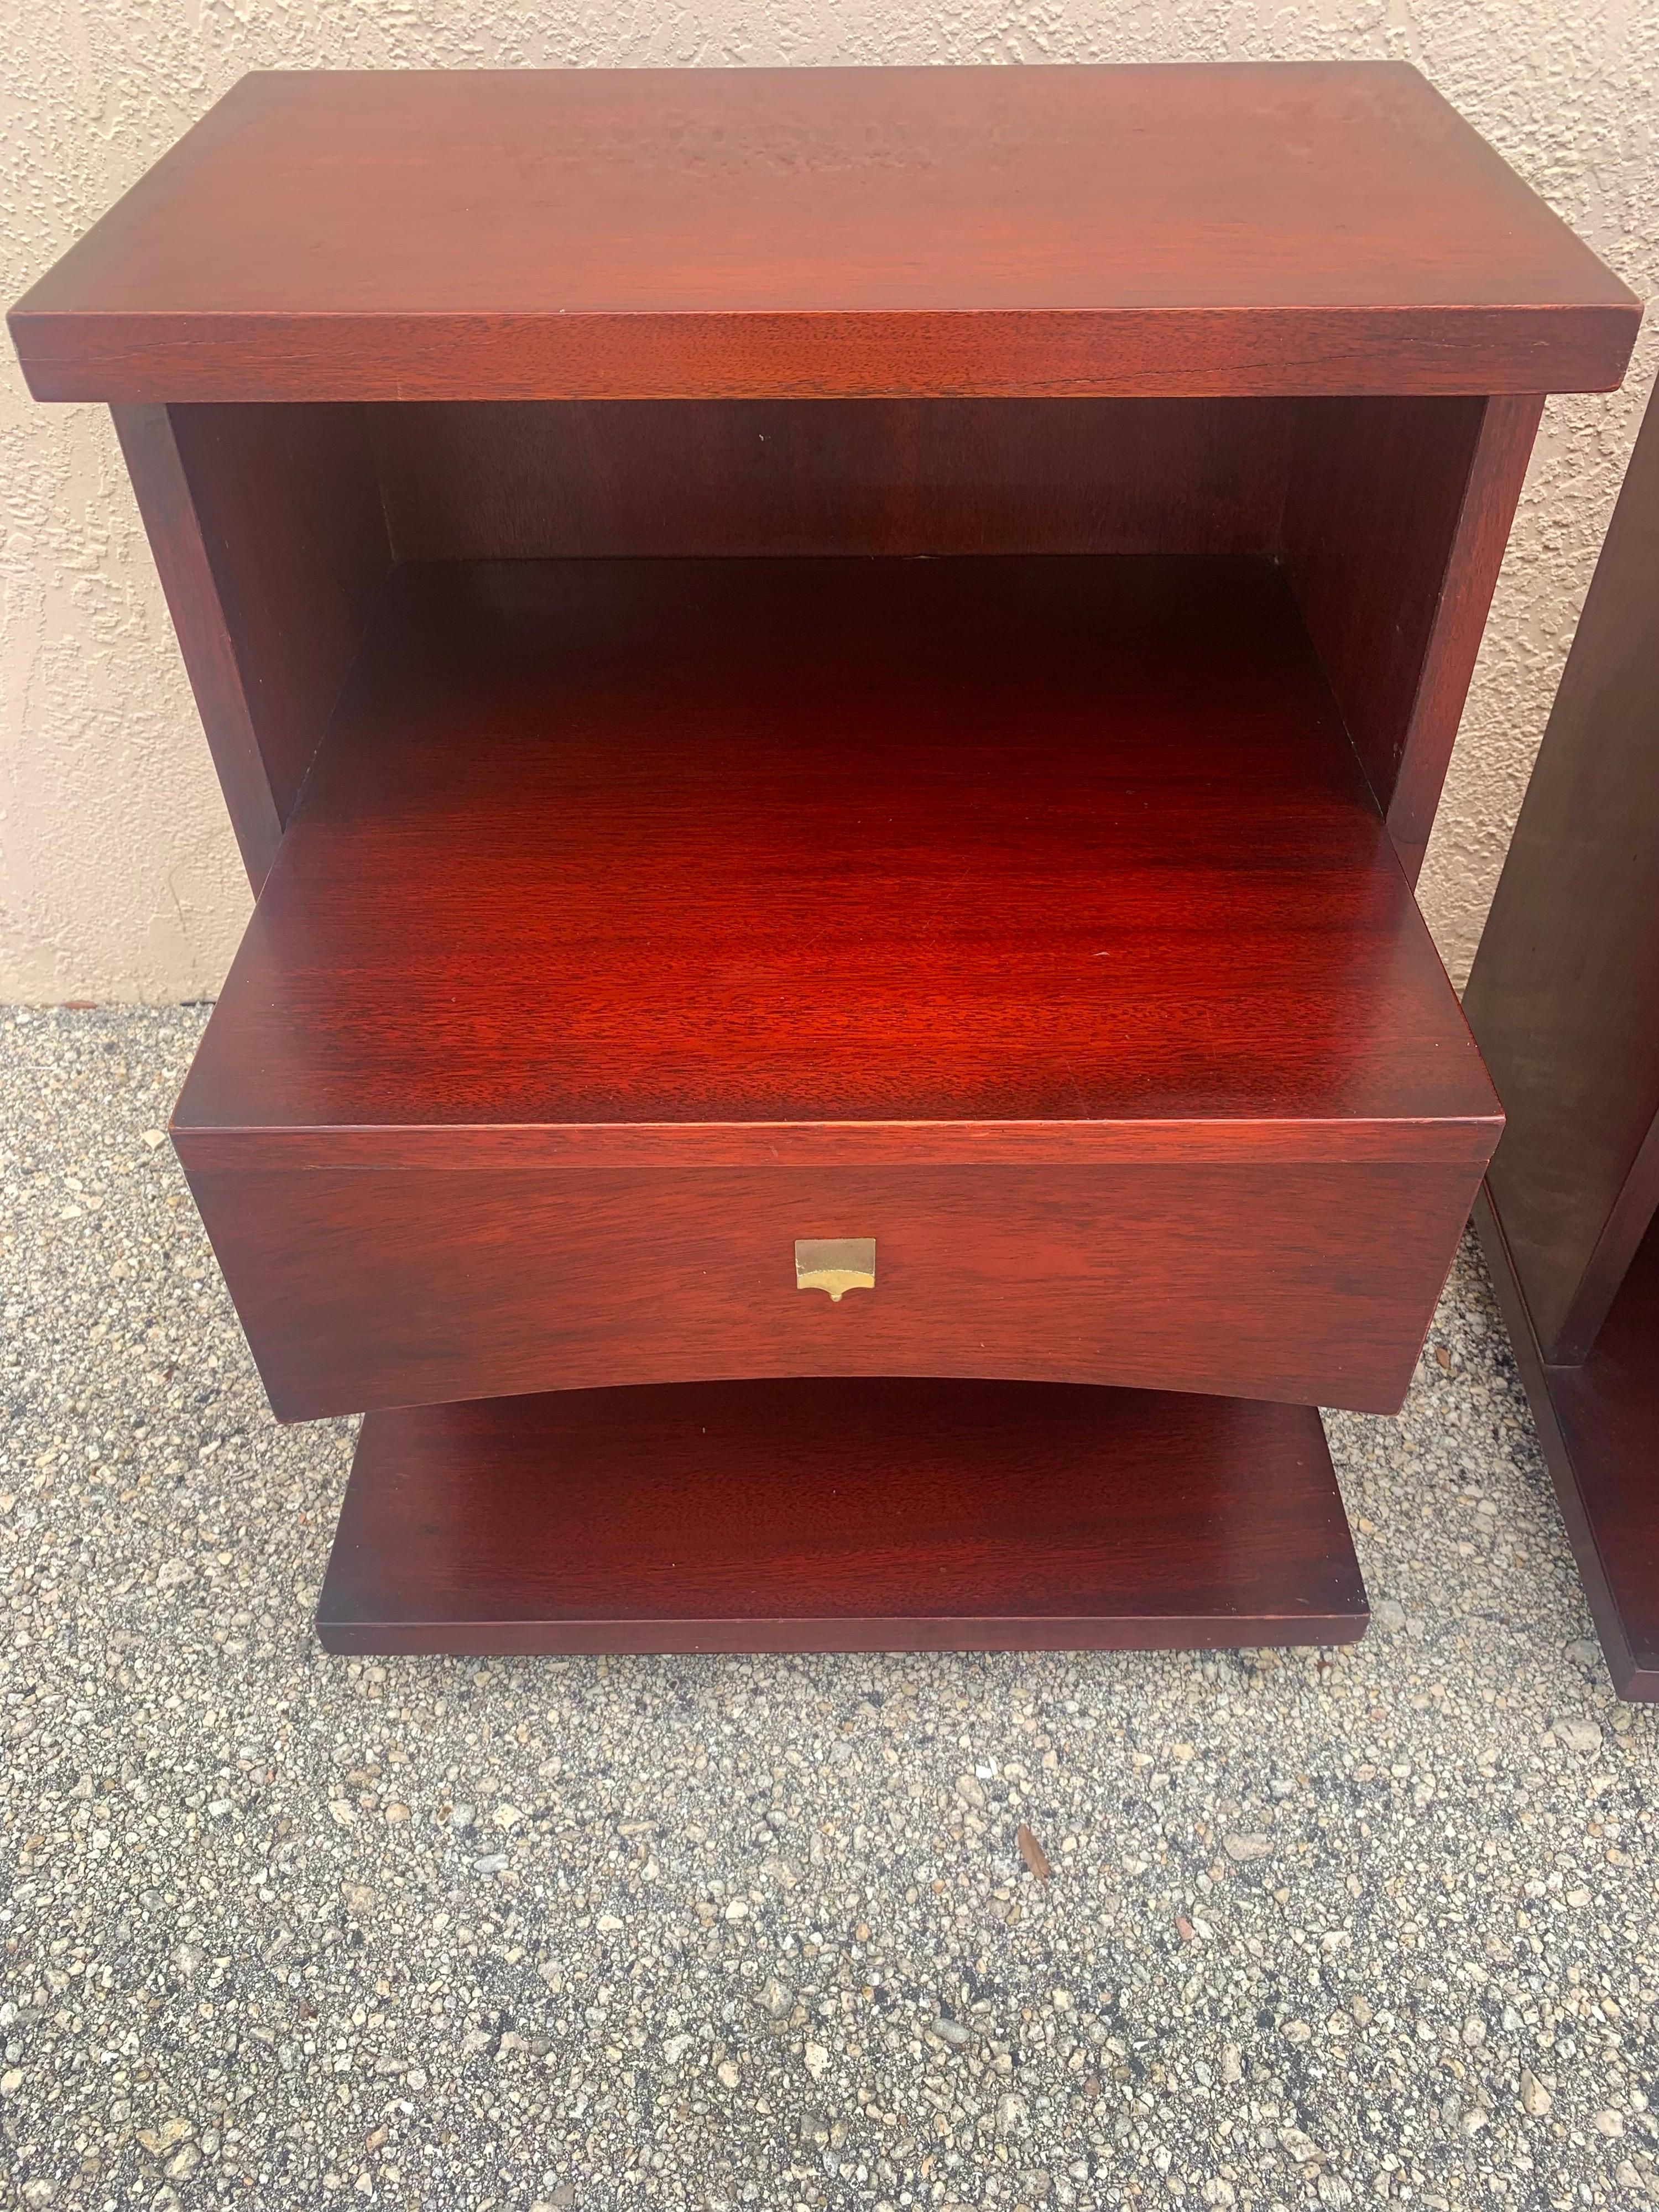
1465, 383, 1659, 1700
10, 65, 1637, 1653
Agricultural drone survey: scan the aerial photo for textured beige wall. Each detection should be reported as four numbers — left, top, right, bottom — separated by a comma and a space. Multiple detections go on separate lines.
2, 4, 1654, 1002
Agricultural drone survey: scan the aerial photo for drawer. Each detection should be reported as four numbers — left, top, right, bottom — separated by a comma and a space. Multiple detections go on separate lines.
182, 1158, 1483, 1420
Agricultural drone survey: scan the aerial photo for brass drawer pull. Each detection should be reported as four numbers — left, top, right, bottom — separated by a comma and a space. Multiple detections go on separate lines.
795, 1238, 876, 1302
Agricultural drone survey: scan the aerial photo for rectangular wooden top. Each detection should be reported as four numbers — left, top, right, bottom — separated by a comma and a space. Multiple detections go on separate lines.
11, 64, 1637, 402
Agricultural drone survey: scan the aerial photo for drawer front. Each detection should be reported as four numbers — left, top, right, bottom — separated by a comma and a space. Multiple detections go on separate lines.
185, 1160, 1480, 1420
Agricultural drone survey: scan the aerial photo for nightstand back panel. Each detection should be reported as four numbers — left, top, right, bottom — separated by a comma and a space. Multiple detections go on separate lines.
367, 397, 1298, 560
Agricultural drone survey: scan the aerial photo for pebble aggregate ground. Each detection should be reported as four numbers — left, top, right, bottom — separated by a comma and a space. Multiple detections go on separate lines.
0, 1005, 1656, 2212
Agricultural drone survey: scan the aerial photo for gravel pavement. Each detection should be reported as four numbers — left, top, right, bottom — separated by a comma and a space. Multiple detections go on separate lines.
1, 1004, 1656, 2212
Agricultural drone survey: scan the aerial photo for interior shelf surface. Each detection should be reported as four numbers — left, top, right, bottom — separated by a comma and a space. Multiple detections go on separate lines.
317, 1375, 1368, 1655
175, 552, 1497, 1156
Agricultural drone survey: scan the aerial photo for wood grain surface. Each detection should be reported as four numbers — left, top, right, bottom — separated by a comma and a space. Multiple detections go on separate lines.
113, 401, 391, 890
1281, 394, 1543, 884
112, 392, 1529, 902
186, 1157, 1483, 1420
1465, 385, 1659, 1364
171, 554, 1497, 1418
1477, 1190, 1659, 1699
370, 390, 1538, 890
13, 65, 1637, 402
368, 397, 1299, 562
1464, 380, 1659, 1701
17, 58, 1614, 1666
174, 555, 1500, 1145
315, 1375, 1369, 1655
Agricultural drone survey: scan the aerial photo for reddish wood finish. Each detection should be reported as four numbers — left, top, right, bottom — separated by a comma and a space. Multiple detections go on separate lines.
187, 1159, 1483, 1421
171, 1121, 1488, 1174
1477, 1191, 1659, 1699
12, 66, 1636, 404
316, 1376, 1368, 1655
174, 556, 1498, 1141
369, 397, 1298, 561
113, 402, 391, 890
1382, 396, 1548, 882
20, 61, 1623, 1657
121, 389, 1537, 902
1466, 388, 1659, 1364
369, 390, 1537, 875
1465, 384, 1659, 1699
171, 555, 1496, 1420
109, 405, 274, 885
1281, 393, 1544, 884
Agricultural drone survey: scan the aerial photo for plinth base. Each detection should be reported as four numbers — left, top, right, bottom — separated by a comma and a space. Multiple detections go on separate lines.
316, 1377, 1367, 1655
1477, 1187, 1659, 1699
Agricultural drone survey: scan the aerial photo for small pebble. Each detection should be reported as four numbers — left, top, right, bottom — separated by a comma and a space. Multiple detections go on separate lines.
1222, 1832, 1271, 1863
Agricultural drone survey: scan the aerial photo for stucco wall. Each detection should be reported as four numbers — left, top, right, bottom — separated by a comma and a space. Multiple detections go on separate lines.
3, 4, 1654, 1002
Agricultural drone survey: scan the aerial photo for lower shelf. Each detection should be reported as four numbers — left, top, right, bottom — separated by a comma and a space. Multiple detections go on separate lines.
315, 1376, 1368, 1656
1478, 1186, 1659, 1699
